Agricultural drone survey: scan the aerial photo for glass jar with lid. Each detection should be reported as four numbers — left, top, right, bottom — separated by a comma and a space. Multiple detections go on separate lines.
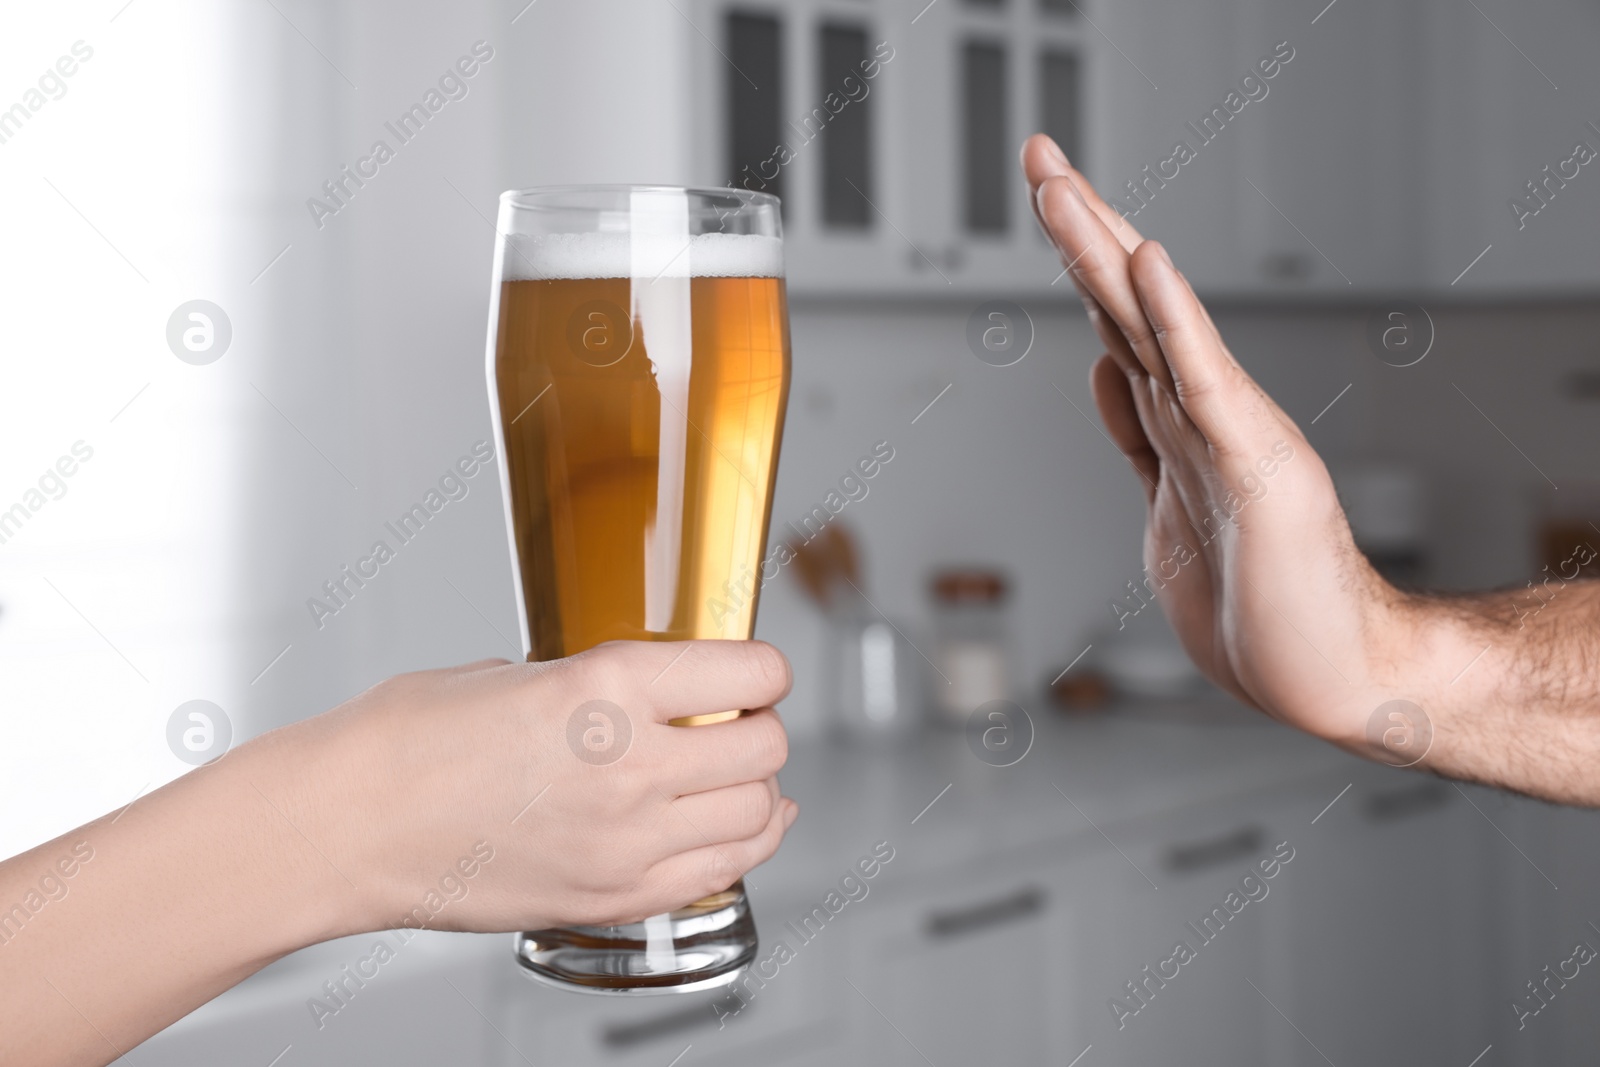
929, 568, 1011, 727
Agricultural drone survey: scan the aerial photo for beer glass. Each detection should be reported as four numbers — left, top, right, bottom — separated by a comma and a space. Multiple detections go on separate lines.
484, 186, 790, 993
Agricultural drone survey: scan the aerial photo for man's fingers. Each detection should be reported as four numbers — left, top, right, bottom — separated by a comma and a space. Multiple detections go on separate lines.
1129, 242, 1270, 457
1020, 133, 1144, 254
1089, 354, 1159, 503
1036, 176, 1176, 392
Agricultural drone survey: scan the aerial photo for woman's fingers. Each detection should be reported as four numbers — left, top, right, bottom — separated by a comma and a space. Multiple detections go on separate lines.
666, 777, 782, 848
582, 639, 792, 723
650, 707, 788, 796
453, 657, 516, 673
1090, 354, 1159, 503
1035, 176, 1176, 392
648, 797, 798, 908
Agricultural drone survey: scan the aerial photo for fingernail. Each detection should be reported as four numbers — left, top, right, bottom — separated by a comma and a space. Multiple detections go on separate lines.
782, 800, 799, 828
1152, 242, 1175, 270
1035, 176, 1085, 219
1045, 135, 1069, 167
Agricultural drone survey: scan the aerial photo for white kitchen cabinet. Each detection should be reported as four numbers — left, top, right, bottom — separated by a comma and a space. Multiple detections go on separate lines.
846, 851, 1084, 1065
1092, 0, 1256, 295
1228, 0, 1426, 295
138, 935, 505, 1067
1414, 0, 1600, 294
518, 0, 1599, 300
1097, 0, 1600, 297
1073, 792, 1296, 1065
1494, 795, 1600, 1064
688, 0, 1099, 296
1275, 769, 1497, 1067
489, 888, 841, 1067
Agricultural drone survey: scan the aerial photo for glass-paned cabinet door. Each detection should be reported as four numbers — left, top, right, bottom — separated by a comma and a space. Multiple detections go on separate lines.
691, 0, 913, 293
690, 0, 1093, 295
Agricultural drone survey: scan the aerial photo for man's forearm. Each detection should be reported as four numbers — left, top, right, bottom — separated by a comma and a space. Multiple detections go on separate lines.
1410, 578, 1600, 804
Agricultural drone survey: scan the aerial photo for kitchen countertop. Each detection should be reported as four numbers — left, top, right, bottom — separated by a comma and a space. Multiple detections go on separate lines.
754, 696, 1363, 899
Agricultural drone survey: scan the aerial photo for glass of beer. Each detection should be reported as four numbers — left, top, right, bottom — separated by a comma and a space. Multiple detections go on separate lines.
484, 186, 790, 994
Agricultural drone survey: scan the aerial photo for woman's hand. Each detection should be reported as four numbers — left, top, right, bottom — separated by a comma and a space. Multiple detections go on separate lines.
282, 640, 797, 935
1, 639, 796, 1067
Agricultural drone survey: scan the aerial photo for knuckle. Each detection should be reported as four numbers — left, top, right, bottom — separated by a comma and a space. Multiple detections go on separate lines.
744, 712, 789, 776
699, 854, 740, 898
746, 822, 783, 868
747, 641, 791, 696
735, 783, 775, 836
1123, 319, 1159, 351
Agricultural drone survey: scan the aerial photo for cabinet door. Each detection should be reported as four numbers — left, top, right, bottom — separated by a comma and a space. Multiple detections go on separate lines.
1074, 798, 1288, 1065
493, 895, 838, 1067
1278, 771, 1497, 1067
1228, 0, 1425, 294
1495, 796, 1600, 1063
1095, 0, 1252, 295
140, 937, 504, 1067
1415, 0, 1600, 293
849, 855, 1081, 1067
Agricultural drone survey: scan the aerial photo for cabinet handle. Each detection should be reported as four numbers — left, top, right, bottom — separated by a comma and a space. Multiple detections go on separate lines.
1363, 781, 1450, 823
1163, 825, 1264, 875
1260, 251, 1313, 282
905, 246, 966, 274
925, 886, 1045, 940
601, 1000, 726, 1049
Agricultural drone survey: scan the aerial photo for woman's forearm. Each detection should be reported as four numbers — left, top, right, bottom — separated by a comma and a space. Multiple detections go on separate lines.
0, 728, 357, 1067
0, 647, 797, 1067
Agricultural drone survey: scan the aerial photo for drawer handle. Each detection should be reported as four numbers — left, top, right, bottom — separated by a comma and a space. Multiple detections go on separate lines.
1364, 782, 1450, 823
925, 886, 1045, 941
602, 1001, 726, 1049
1163, 825, 1264, 875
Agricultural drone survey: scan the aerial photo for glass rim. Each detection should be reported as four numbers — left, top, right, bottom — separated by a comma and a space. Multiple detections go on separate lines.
498, 184, 781, 213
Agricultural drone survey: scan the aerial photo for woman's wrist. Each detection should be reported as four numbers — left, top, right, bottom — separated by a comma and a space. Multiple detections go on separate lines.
207, 721, 381, 953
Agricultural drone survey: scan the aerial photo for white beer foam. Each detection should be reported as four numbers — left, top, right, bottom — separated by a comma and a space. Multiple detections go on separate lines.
502, 231, 784, 281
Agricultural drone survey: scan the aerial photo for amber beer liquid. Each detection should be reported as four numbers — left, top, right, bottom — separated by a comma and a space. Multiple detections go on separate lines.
489, 203, 789, 993
494, 264, 789, 657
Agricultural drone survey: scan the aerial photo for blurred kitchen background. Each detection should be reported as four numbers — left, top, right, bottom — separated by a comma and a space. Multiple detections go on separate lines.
3, 0, 1600, 1063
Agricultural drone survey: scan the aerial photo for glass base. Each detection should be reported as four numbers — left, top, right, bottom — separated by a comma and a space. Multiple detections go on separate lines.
513, 884, 757, 995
